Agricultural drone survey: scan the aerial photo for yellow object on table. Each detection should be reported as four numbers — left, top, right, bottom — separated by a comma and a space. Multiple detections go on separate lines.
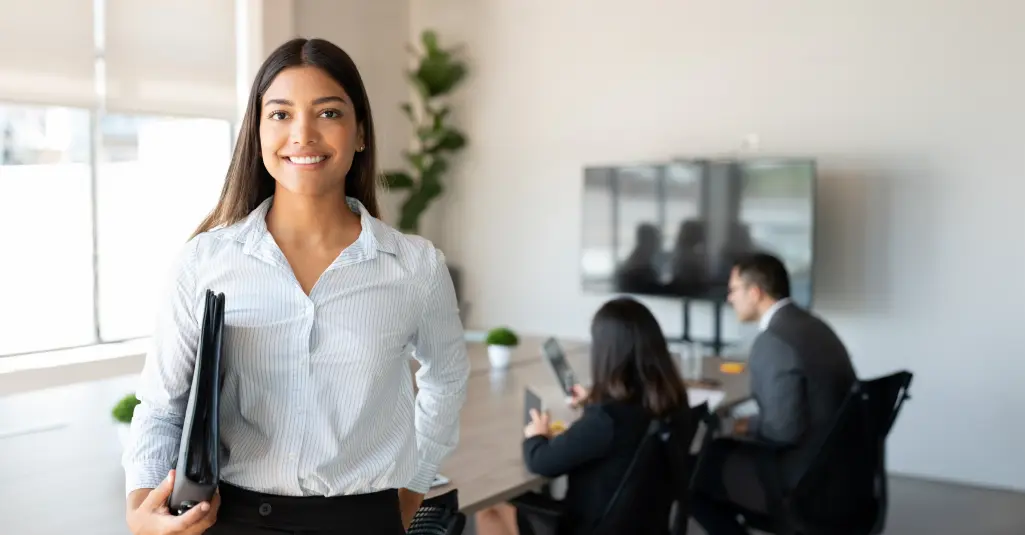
720, 362, 746, 374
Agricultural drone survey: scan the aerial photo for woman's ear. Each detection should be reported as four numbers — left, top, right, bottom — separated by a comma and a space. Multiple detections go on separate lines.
356, 124, 365, 152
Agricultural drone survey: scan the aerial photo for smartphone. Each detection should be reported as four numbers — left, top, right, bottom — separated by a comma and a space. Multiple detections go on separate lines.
541, 337, 578, 397
524, 387, 543, 425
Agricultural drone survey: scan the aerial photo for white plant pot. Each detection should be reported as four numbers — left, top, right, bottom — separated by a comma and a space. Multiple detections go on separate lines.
487, 345, 512, 369
117, 423, 131, 450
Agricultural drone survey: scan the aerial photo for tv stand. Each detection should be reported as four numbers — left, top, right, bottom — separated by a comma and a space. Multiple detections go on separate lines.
679, 298, 727, 356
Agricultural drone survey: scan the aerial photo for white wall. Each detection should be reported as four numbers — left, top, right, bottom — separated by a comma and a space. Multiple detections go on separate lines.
294, 0, 413, 226
408, 0, 1025, 491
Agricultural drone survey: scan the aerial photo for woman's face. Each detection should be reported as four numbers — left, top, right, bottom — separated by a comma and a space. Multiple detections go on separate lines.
259, 66, 363, 197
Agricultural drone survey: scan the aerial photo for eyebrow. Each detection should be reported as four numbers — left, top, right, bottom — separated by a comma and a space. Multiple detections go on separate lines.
263, 96, 349, 107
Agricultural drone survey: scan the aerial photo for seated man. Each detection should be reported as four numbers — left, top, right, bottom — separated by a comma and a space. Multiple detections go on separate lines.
692, 253, 856, 535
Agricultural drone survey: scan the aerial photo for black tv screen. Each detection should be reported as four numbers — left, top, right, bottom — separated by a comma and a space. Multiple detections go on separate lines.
581, 158, 816, 308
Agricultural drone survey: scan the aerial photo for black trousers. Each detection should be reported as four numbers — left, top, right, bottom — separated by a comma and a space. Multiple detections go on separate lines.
204, 482, 405, 535
690, 439, 771, 535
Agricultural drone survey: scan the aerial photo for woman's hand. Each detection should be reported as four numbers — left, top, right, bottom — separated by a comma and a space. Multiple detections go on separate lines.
524, 408, 552, 439
126, 470, 220, 535
567, 384, 590, 409
397, 488, 424, 531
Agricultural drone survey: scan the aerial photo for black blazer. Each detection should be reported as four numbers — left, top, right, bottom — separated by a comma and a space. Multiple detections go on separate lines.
522, 401, 678, 535
748, 303, 857, 488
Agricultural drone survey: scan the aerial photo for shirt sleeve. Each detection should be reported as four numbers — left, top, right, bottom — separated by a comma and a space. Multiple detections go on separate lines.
407, 248, 470, 493
522, 405, 615, 477
121, 239, 201, 495
749, 333, 807, 445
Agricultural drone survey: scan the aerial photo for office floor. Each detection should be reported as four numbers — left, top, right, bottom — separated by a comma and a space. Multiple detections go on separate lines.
1, 376, 1022, 535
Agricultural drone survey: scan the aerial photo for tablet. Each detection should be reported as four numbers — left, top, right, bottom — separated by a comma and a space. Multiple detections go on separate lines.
524, 387, 543, 425
541, 337, 578, 397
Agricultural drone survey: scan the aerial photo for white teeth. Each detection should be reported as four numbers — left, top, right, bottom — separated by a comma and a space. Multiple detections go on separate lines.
288, 156, 326, 165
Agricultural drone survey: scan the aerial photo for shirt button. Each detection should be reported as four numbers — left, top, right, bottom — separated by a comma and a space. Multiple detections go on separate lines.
258, 502, 272, 516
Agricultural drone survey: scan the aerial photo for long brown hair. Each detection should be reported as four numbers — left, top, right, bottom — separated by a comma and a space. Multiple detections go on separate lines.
587, 297, 689, 418
192, 38, 380, 237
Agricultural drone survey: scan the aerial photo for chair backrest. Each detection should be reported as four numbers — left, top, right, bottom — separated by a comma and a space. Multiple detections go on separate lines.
591, 402, 707, 535
407, 489, 466, 535
787, 371, 913, 535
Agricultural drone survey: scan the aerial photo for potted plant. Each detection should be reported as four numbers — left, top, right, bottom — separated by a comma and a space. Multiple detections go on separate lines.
112, 392, 140, 448
485, 327, 519, 369
383, 29, 468, 234
384, 30, 469, 314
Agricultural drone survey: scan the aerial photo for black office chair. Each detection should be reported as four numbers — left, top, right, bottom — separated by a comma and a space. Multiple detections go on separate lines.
407, 489, 466, 535
744, 370, 914, 535
512, 402, 709, 535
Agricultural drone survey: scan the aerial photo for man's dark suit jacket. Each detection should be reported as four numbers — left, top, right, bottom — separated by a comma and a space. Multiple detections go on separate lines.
747, 302, 857, 488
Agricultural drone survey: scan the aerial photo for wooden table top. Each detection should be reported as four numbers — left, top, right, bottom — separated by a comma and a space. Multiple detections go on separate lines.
426, 338, 751, 513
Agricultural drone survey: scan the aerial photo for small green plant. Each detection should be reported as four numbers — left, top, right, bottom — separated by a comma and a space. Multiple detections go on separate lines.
112, 393, 140, 424
485, 327, 519, 347
383, 29, 469, 233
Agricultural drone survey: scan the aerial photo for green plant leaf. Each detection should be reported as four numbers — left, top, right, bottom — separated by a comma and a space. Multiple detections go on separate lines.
398, 188, 430, 232
383, 171, 414, 189
421, 30, 440, 52
429, 129, 467, 152
402, 151, 427, 172
431, 107, 451, 130
111, 393, 140, 424
414, 56, 468, 97
421, 157, 449, 182
416, 125, 439, 143
485, 327, 519, 346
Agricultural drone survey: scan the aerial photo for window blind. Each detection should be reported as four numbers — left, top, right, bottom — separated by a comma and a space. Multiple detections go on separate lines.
104, 0, 237, 121
0, 0, 97, 108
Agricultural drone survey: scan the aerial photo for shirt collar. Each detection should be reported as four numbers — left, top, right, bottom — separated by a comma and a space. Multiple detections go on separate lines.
758, 297, 792, 331
237, 195, 397, 258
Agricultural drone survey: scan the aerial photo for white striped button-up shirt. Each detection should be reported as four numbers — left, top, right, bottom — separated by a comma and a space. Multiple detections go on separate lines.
122, 196, 469, 496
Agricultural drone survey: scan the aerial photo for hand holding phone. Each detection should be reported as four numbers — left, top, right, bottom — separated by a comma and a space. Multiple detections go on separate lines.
567, 384, 589, 409
524, 408, 552, 439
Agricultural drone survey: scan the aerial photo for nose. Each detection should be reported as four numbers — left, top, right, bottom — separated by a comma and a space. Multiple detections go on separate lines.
290, 114, 318, 145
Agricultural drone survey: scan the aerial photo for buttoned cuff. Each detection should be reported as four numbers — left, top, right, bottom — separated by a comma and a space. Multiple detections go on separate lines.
406, 462, 440, 494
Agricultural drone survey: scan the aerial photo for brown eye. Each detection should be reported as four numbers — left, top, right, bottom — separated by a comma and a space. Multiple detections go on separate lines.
268, 111, 288, 120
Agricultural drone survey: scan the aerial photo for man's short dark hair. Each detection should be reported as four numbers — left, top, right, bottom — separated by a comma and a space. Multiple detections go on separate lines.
733, 253, 791, 300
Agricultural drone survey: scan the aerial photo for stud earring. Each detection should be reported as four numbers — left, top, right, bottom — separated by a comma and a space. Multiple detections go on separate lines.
357, 144, 366, 152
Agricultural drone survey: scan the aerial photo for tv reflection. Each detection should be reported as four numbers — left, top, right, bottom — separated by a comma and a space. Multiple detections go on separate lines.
614, 219, 757, 298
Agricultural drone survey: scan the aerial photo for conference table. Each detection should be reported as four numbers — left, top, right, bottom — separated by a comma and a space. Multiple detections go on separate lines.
423, 337, 751, 514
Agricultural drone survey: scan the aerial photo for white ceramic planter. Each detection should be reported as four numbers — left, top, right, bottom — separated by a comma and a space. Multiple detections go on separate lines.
487, 345, 512, 369
117, 423, 131, 450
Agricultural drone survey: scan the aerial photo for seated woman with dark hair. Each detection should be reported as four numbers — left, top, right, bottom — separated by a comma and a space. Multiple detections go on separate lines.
475, 297, 692, 535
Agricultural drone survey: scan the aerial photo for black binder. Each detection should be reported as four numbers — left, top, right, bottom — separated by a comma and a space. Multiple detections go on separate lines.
168, 289, 225, 515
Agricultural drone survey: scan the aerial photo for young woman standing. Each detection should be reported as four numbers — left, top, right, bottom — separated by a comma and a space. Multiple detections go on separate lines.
122, 38, 469, 535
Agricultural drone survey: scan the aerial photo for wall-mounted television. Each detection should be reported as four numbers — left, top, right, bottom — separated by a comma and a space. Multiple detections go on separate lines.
581, 158, 816, 308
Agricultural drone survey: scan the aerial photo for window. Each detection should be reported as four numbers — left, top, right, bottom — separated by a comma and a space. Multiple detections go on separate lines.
0, 0, 236, 357
0, 104, 95, 355
96, 115, 230, 341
